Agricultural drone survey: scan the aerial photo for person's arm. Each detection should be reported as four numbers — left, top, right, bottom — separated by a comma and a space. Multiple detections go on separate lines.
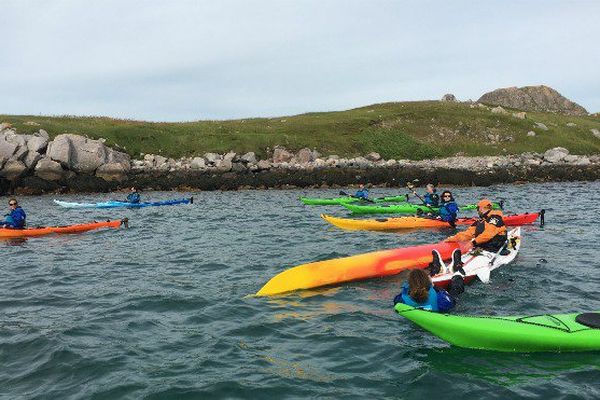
435, 288, 455, 312
473, 219, 504, 245
445, 225, 475, 242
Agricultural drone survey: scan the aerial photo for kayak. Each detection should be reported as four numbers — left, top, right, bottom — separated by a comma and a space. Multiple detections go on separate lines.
341, 201, 502, 215
256, 240, 471, 297
300, 195, 408, 205
321, 212, 541, 231
431, 227, 521, 289
0, 219, 127, 238
54, 197, 193, 209
394, 303, 600, 352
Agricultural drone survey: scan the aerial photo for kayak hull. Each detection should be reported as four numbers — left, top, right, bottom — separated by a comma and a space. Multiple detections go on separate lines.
321, 213, 538, 231
395, 303, 600, 352
256, 240, 471, 296
54, 197, 193, 209
342, 202, 500, 215
0, 219, 125, 238
300, 195, 408, 205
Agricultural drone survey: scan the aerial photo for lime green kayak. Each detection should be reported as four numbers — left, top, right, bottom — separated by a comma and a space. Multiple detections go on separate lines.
395, 303, 600, 352
299, 195, 408, 205
342, 202, 501, 215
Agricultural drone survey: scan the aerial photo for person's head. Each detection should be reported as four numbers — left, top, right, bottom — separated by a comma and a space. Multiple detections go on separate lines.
441, 190, 454, 203
477, 199, 493, 216
130, 187, 136, 192
408, 269, 432, 303
8, 198, 18, 209
426, 183, 436, 193
359, 184, 365, 190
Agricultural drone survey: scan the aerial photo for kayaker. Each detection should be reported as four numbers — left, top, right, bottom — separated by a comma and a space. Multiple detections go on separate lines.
437, 191, 459, 226
355, 184, 369, 200
126, 187, 141, 204
393, 268, 461, 312
423, 184, 439, 207
445, 199, 507, 252
2, 198, 26, 229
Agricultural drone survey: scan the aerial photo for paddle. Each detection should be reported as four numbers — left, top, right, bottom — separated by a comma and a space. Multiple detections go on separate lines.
475, 237, 512, 284
338, 190, 375, 203
406, 182, 439, 215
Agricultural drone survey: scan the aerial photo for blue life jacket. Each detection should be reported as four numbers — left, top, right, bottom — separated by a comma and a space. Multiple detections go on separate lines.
3, 206, 26, 228
394, 282, 455, 312
355, 188, 369, 199
424, 192, 439, 207
439, 201, 459, 222
126, 192, 141, 204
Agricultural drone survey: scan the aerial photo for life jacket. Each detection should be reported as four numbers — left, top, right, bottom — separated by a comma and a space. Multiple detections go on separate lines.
400, 283, 439, 311
424, 192, 439, 207
438, 201, 459, 222
473, 210, 507, 252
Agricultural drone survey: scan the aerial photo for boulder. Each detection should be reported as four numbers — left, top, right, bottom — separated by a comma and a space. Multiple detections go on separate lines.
296, 148, 314, 164
441, 94, 457, 102
0, 160, 27, 180
34, 157, 69, 181
534, 122, 549, 131
365, 152, 382, 162
512, 112, 527, 119
543, 147, 569, 163
240, 152, 257, 164
0, 136, 19, 167
272, 146, 293, 163
527, 131, 536, 137
215, 158, 232, 171
256, 160, 272, 170
0, 122, 12, 132
154, 155, 168, 167
26, 134, 49, 153
95, 163, 128, 181
478, 85, 588, 115
591, 129, 600, 140
204, 152, 222, 164
491, 106, 507, 114
23, 151, 42, 169
190, 157, 206, 169
563, 155, 590, 165
223, 151, 237, 162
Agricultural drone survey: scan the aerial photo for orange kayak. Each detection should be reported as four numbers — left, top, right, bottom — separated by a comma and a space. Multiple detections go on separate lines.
256, 240, 472, 296
321, 212, 541, 231
0, 219, 127, 238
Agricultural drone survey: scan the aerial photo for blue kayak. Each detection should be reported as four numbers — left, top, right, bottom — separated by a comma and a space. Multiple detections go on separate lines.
54, 197, 193, 209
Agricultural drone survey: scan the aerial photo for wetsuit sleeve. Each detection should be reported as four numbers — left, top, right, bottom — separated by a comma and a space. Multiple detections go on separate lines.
446, 225, 475, 242
473, 217, 505, 245
435, 288, 455, 312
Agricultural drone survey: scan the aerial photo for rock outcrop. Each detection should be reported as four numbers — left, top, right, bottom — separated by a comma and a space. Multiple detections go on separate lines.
478, 85, 588, 116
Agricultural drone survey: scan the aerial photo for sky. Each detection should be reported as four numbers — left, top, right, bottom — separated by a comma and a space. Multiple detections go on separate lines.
1, 0, 599, 121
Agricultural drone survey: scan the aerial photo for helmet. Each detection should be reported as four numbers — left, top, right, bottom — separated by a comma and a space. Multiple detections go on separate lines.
477, 199, 493, 210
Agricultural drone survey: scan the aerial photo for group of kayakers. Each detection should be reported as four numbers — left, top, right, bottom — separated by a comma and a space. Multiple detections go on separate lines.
1, 187, 141, 230
394, 198, 508, 312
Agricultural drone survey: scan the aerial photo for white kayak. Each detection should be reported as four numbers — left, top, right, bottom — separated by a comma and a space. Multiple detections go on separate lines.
431, 227, 521, 289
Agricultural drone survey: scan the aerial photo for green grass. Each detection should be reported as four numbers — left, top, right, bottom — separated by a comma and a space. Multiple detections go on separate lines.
2, 101, 600, 160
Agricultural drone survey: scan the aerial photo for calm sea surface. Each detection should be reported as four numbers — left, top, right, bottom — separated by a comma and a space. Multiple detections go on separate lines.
2, 182, 600, 399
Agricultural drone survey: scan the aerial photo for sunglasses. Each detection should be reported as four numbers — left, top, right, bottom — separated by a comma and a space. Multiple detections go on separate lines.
9, 203, 17, 206
442, 195, 451, 198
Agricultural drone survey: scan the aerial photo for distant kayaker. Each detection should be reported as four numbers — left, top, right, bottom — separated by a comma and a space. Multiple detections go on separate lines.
393, 266, 463, 313
445, 199, 507, 252
2, 198, 26, 229
126, 187, 141, 204
423, 184, 439, 207
437, 190, 459, 226
355, 184, 369, 200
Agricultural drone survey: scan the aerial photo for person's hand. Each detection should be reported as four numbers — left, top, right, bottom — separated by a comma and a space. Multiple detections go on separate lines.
435, 216, 442, 220
471, 239, 477, 246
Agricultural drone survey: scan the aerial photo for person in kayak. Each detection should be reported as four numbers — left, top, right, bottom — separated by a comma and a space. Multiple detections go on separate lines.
2, 198, 26, 229
393, 267, 463, 313
445, 199, 507, 252
126, 187, 141, 204
423, 184, 439, 207
354, 184, 369, 200
437, 190, 459, 226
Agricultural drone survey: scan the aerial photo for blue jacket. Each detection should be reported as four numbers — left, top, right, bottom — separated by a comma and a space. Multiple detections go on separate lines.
3, 206, 26, 229
355, 188, 369, 200
393, 282, 455, 312
126, 192, 141, 204
424, 192, 439, 207
438, 200, 459, 223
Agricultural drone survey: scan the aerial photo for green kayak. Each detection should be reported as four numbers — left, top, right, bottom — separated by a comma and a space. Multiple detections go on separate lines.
299, 195, 408, 206
395, 303, 600, 352
342, 201, 501, 215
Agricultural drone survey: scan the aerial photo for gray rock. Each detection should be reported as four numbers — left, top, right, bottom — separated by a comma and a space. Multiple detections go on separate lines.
272, 146, 293, 163
365, 152, 382, 162
107, 150, 131, 170
223, 151, 237, 162
215, 158, 232, 171
534, 122, 549, 131
37, 129, 49, 139
27, 134, 49, 153
0, 123, 12, 132
0, 137, 18, 167
566, 122, 577, 127
543, 147, 569, 163
527, 131, 536, 137
34, 157, 67, 181
96, 163, 128, 181
296, 148, 314, 164
190, 157, 206, 169
256, 160, 271, 170
0, 160, 27, 180
441, 94, 457, 102
231, 162, 246, 172
491, 106, 507, 114
591, 129, 600, 140
144, 154, 156, 164
154, 155, 168, 167
204, 152, 221, 164
240, 152, 257, 164
512, 112, 527, 119
23, 150, 42, 169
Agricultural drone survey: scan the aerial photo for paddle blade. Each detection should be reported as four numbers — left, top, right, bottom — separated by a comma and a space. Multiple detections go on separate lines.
476, 268, 491, 283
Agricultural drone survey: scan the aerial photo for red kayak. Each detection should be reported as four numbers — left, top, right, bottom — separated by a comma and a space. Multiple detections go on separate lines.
0, 219, 128, 238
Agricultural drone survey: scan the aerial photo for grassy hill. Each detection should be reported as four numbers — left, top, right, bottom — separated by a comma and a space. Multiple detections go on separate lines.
2, 101, 600, 160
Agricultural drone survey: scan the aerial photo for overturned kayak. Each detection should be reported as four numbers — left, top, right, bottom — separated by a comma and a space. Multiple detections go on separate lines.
54, 197, 193, 209
341, 201, 502, 215
431, 227, 521, 289
395, 303, 600, 352
0, 219, 127, 238
300, 195, 408, 205
256, 240, 471, 297
321, 212, 541, 231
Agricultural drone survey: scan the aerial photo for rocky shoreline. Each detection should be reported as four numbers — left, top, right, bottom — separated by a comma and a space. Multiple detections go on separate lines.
2, 126, 600, 195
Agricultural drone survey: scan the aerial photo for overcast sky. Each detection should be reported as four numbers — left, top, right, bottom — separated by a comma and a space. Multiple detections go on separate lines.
2, 0, 599, 121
